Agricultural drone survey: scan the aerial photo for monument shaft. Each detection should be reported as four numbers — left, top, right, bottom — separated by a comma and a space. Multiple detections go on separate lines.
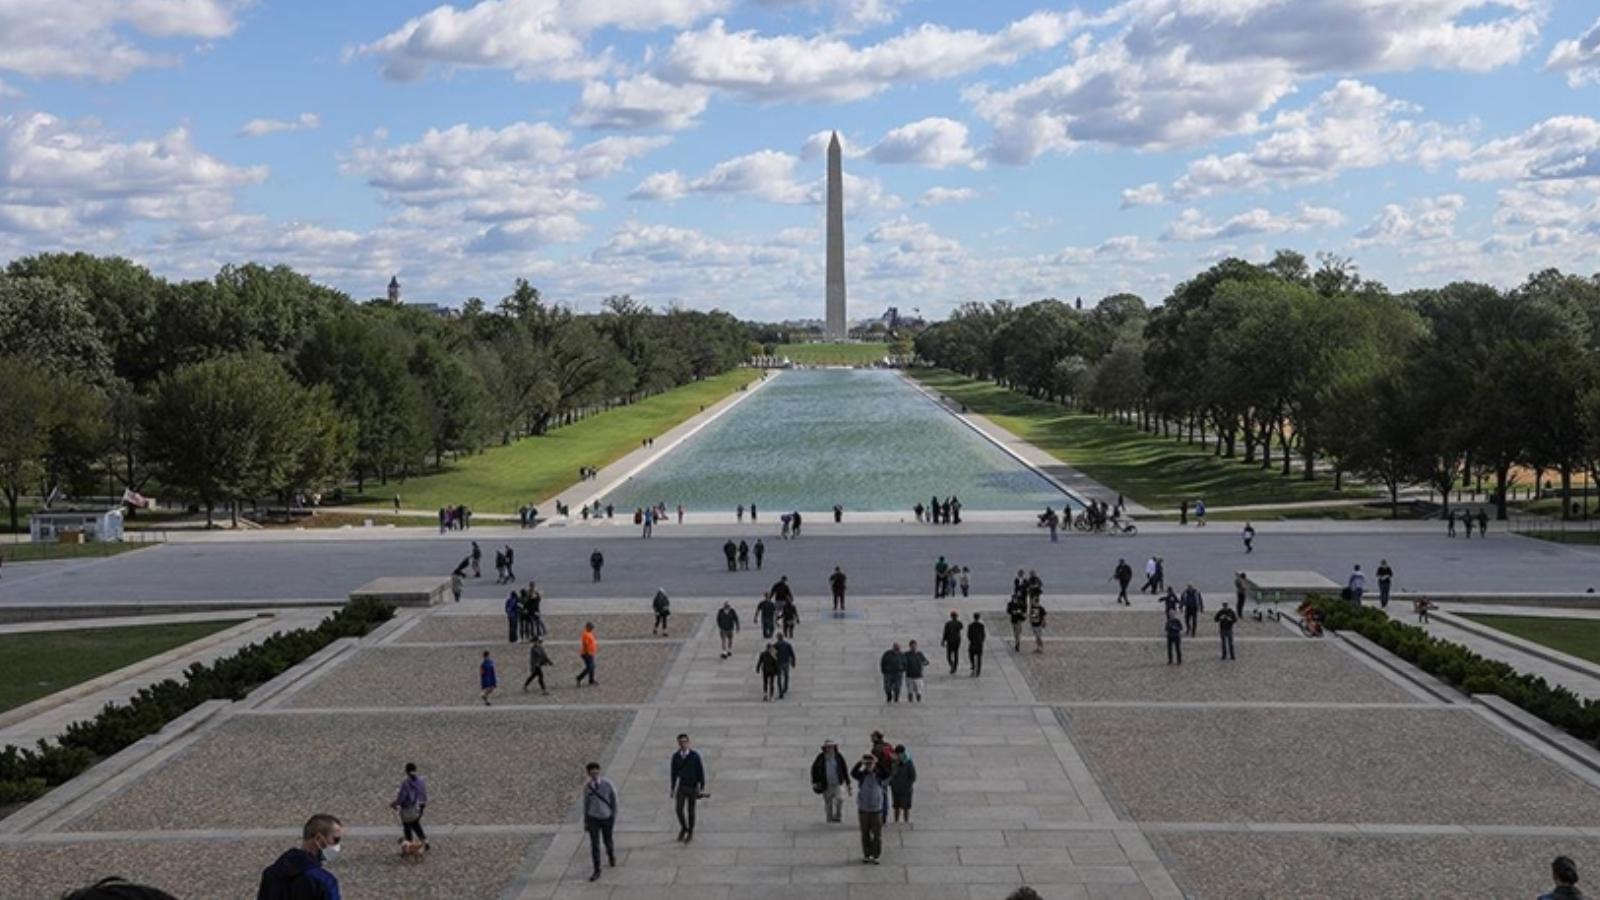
825, 132, 846, 339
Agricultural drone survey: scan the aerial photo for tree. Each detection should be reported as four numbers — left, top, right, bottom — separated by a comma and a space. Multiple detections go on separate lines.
0, 276, 111, 381
296, 312, 429, 489
0, 357, 57, 531
6, 253, 164, 384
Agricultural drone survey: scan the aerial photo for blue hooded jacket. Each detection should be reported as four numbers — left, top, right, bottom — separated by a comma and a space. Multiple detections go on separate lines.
257, 847, 341, 900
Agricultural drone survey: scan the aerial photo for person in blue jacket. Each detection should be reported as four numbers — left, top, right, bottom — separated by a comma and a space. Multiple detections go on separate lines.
257, 814, 343, 900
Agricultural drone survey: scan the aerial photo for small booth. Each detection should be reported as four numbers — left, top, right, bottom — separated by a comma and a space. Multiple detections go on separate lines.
29, 507, 125, 544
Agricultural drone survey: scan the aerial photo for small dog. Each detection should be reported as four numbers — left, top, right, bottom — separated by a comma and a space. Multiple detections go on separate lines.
398, 839, 427, 862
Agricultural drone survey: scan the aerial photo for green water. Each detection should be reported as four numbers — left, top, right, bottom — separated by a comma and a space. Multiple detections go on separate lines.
604, 369, 1073, 512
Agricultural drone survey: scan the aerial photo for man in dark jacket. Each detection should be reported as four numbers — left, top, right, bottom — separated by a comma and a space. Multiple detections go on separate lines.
902, 640, 929, 702
738, 540, 750, 570
774, 633, 797, 699
880, 642, 906, 702
941, 611, 963, 675
589, 549, 604, 582
967, 613, 987, 677
716, 601, 740, 659
829, 566, 847, 612
1113, 559, 1133, 605
811, 739, 851, 823
723, 540, 738, 571
1214, 605, 1238, 661
1180, 584, 1204, 637
1165, 616, 1183, 665
669, 733, 706, 842
1006, 594, 1028, 652
755, 593, 778, 639
257, 814, 343, 900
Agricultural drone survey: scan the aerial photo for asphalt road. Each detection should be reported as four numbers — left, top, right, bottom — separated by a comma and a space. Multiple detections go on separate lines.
1, 528, 1595, 607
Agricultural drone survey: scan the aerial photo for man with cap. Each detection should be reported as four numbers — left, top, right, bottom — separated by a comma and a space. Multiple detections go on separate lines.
809, 739, 851, 823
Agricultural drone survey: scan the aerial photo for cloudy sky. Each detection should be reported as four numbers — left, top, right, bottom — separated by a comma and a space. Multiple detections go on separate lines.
0, 1, 1597, 320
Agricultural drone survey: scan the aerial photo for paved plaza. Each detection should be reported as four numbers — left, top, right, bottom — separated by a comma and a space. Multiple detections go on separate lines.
4, 571, 1599, 898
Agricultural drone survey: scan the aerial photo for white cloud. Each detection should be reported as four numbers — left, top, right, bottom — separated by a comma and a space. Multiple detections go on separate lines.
1161, 203, 1345, 242
1054, 234, 1159, 264
1171, 80, 1469, 197
1354, 194, 1465, 245
657, 12, 1080, 103
355, 0, 729, 82
0, 0, 239, 81
917, 186, 978, 206
971, 0, 1537, 163
571, 75, 711, 131
866, 117, 980, 169
1459, 116, 1600, 182
629, 148, 898, 209
0, 112, 265, 238
238, 113, 321, 138
1546, 16, 1600, 87
1120, 182, 1164, 208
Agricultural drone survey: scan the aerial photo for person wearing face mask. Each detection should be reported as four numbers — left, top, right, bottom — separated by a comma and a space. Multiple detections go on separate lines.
257, 813, 343, 900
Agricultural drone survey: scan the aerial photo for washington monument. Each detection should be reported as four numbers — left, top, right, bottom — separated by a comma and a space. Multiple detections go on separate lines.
824, 131, 847, 339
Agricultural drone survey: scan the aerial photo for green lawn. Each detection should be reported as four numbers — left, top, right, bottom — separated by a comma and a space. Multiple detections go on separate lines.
775, 343, 890, 366
910, 368, 1362, 509
1519, 530, 1600, 546
1462, 614, 1600, 666
0, 541, 155, 564
0, 619, 244, 713
376, 370, 758, 513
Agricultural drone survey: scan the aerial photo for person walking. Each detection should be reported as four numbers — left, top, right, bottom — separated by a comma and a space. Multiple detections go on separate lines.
737, 539, 750, 570
1214, 605, 1238, 660
716, 601, 740, 659
829, 566, 847, 613
941, 611, 963, 675
576, 623, 598, 686
1113, 559, 1133, 605
1164, 616, 1183, 666
1046, 508, 1059, 542
1029, 602, 1047, 653
1232, 572, 1249, 616
1007, 593, 1027, 652
933, 556, 950, 599
852, 753, 887, 864
450, 571, 463, 604
1179, 500, 1188, 526
880, 642, 906, 702
390, 763, 429, 849
669, 734, 705, 842
755, 593, 777, 639
756, 643, 781, 701
811, 740, 851, 823
1141, 557, 1158, 594
737, 504, 745, 523
1195, 499, 1207, 526
503, 545, 516, 582
780, 596, 800, 638
589, 549, 604, 582
967, 613, 986, 676
1242, 522, 1255, 553
1377, 560, 1394, 608
774, 633, 797, 699
478, 650, 498, 705
1464, 511, 1475, 538
903, 640, 928, 702
888, 745, 917, 825
523, 637, 551, 693
723, 540, 738, 572
1447, 509, 1458, 537
1162, 586, 1180, 620
1538, 855, 1583, 900
753, 538, 765, 570
958, 566, 970, 598
582, 763, 619, 882
1346, 565, 1366, 604
1477, 509, 1488, 537
471, 541, 482, 578
652, 588, 672, 636
257, 814, 343, 900
504, 591, 521, 643
1181, 584, 1204, 638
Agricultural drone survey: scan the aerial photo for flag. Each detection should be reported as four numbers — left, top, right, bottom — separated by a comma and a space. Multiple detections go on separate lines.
121, 488, 151, 509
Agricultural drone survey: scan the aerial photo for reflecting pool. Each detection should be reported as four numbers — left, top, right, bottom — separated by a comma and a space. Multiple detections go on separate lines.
602, 369, 1073, 512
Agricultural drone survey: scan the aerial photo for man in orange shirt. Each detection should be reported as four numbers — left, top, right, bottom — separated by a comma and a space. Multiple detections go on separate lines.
576, 622, 599, 686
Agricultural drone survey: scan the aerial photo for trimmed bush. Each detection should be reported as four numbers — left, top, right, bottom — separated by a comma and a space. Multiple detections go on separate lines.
0, 599, 394, 808
1311, 598, 1600, 744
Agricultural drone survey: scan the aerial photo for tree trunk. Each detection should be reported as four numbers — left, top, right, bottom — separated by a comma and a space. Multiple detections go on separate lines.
205, 500, 215, 529
1495, 463, 1511, 520
1280, 429, 1292, 477
1302, 443, 1315, 480
1334, 466, 1343, 492
1561, 465, 1573, 520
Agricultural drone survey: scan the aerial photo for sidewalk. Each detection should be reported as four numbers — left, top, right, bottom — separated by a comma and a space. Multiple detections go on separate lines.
1376, 602, 1600, 703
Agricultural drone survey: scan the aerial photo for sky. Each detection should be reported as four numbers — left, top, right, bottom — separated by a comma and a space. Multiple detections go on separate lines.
0, 0, 1598, 322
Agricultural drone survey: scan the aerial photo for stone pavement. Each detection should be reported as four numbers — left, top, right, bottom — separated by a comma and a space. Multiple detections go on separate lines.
5, 590, 1600, 898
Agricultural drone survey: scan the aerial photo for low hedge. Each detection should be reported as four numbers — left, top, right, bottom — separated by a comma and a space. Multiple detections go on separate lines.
1311, 598, 1600, 744
0, 598, 394, 808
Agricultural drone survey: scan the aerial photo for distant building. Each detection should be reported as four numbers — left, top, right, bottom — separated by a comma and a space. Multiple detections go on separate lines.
388, 275, 401, 304
383, 277, 451, 317
30, 507, 123, 543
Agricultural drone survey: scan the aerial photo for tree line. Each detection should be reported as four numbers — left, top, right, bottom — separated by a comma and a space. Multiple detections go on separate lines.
0, 253, 749, 529
914, 251, 1600, 519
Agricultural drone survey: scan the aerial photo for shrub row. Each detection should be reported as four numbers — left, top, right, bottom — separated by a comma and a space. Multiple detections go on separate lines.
0, 598, 394, 808
1311, 598, 1600, 743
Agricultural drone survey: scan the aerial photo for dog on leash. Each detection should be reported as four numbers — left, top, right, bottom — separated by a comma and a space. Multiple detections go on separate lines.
398, 839, 427, 862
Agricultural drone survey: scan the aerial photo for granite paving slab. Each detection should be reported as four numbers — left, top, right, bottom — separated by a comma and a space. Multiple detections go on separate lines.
70, 711, 628, 831
1065, 706, 1600, 825
0, 834, 546, 899
1159, 832, 1600, 899
404, 612, 703, 643
1019, 641, 1415, 704
284, 643, 677, 708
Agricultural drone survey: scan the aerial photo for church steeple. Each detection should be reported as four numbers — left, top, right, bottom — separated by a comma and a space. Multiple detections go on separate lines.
387, 275, 401, 304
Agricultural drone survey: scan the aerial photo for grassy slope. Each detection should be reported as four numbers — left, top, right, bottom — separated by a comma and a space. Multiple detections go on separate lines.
0, 542, 153, 564
910, 368, 1358, 509
380, 370, 757, 513
0, 620, 243, 713
776, 343, 889, 366
1461, 614, 1600, 666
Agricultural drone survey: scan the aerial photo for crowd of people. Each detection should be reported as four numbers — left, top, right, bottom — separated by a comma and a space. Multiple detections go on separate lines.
914, 495, 963, 524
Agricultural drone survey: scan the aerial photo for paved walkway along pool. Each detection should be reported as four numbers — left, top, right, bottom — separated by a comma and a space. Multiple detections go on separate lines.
602, 369, 1076, 514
